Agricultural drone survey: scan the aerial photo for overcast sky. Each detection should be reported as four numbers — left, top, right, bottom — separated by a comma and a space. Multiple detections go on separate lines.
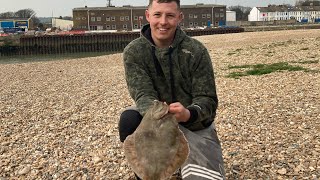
0, 0, 297, 17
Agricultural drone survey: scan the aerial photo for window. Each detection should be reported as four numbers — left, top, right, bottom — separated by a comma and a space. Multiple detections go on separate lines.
97, 17, 101, 21
220, 13, 224, 17
125, 16, 130, 21
97, 25, 103, 30
189, 14, 193, 18
91, 17, 96, 21
134, 16, 138, 20
207, 14, 211, 18
111, 16, 115, 21
215, 13, 219, 17
179, 22, 184, 27
202, 14, 206, 18
106, 17, 110, 21
90, 26, 97, 30
220, 9, 224, 12
134, 24, 139, 29
189, 22, 193, 26
112, 25, 116, 29
106, 25, 111, 29
120, 16, 124, 21
76, 17, 81, 20
194, 14, 198, 18
123, 24, 127, 29
202, 22, 206, 26
139, 16, 144, 20
82, 17, 86, 20
194, 22, 198, 26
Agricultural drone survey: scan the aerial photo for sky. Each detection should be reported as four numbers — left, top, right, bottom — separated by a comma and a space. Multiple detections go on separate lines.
0, 0, 297, 17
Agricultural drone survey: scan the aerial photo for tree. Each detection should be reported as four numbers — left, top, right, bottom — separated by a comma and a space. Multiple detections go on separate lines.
228, 6, 252, 21
0, 8, 40, 29
15, 9, 36, 18
296, 0, 320, 6
37, 23, 45, 31
0, 12, 15, 18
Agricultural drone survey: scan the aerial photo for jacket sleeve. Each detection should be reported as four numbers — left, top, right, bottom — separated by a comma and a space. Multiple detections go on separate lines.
123, 45, 158, 116
183, 46, 218, 127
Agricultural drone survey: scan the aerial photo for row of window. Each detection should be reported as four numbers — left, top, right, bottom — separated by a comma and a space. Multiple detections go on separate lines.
89, 24, 145, 30
180, 21, 212, 27
76, 16, 144, 21
263, 11, 320, 17
188, 13, 224, 18
86, 21, 215, 30
262, 17, 291, 20
76, 13, 225, 22
262, 16, 320, 21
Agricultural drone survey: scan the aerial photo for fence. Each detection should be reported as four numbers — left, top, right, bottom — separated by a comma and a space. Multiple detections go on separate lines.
0, 27, 244, 57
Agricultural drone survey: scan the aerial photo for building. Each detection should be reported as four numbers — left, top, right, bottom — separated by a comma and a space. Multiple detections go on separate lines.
0, 18, 32, 30
52, 18, 73, 31
248, 5, 320, 23
226, 11, 236, 21
72, 3, 226, 31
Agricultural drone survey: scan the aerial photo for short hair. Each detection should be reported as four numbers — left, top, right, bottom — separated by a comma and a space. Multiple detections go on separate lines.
148, 0, 180, 9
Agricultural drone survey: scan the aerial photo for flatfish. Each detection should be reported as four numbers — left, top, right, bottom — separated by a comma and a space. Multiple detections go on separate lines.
124, 100, 189, 180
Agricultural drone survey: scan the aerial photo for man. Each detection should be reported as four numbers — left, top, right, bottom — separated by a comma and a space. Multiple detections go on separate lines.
119, 0, 225, 179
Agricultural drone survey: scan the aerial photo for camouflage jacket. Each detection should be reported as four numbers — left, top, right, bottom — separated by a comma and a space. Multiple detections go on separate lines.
123, 24, 218, 131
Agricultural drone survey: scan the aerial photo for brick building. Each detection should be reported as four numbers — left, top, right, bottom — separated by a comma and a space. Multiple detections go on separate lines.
72, 4, 226, 31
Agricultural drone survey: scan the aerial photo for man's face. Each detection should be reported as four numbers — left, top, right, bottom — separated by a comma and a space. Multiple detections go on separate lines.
145, 0, 182, 47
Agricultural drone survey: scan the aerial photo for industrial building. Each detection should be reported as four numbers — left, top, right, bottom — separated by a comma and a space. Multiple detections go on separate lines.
72, 3, 226, 31
0, 18, 32, 32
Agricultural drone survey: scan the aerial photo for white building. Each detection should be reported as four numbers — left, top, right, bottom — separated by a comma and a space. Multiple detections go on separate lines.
248, 5, 320, 22
52, 18, 73, 30
226, 11, 236, 21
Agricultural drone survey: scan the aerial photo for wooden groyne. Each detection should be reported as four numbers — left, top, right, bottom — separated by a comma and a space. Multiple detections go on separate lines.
0, 27, 244, 57
19, 32, 140, 56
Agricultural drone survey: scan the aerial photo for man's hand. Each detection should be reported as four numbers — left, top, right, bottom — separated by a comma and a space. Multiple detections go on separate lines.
169, 102, 190, 123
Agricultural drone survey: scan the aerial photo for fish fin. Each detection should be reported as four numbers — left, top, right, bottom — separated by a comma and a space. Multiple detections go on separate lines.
123, 134, 144, 179
160, 130, 189, 179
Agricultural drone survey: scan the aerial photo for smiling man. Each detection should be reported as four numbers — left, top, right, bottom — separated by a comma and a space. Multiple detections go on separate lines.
119, 0, 225, 179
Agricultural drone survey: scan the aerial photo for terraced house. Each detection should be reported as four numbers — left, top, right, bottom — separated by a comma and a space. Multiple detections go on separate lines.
72, 3, 226, 31
248, 4, 320, 23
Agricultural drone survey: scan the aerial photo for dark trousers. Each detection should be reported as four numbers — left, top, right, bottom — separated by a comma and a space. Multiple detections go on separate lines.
118, 109, 143, 142
118, 109, 143, 179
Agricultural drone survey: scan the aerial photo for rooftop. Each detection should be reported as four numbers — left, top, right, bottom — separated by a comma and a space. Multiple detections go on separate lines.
73, 4, 225, 11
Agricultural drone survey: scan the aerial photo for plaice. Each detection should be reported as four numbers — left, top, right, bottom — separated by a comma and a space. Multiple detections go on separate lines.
124, 100, 189, 180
